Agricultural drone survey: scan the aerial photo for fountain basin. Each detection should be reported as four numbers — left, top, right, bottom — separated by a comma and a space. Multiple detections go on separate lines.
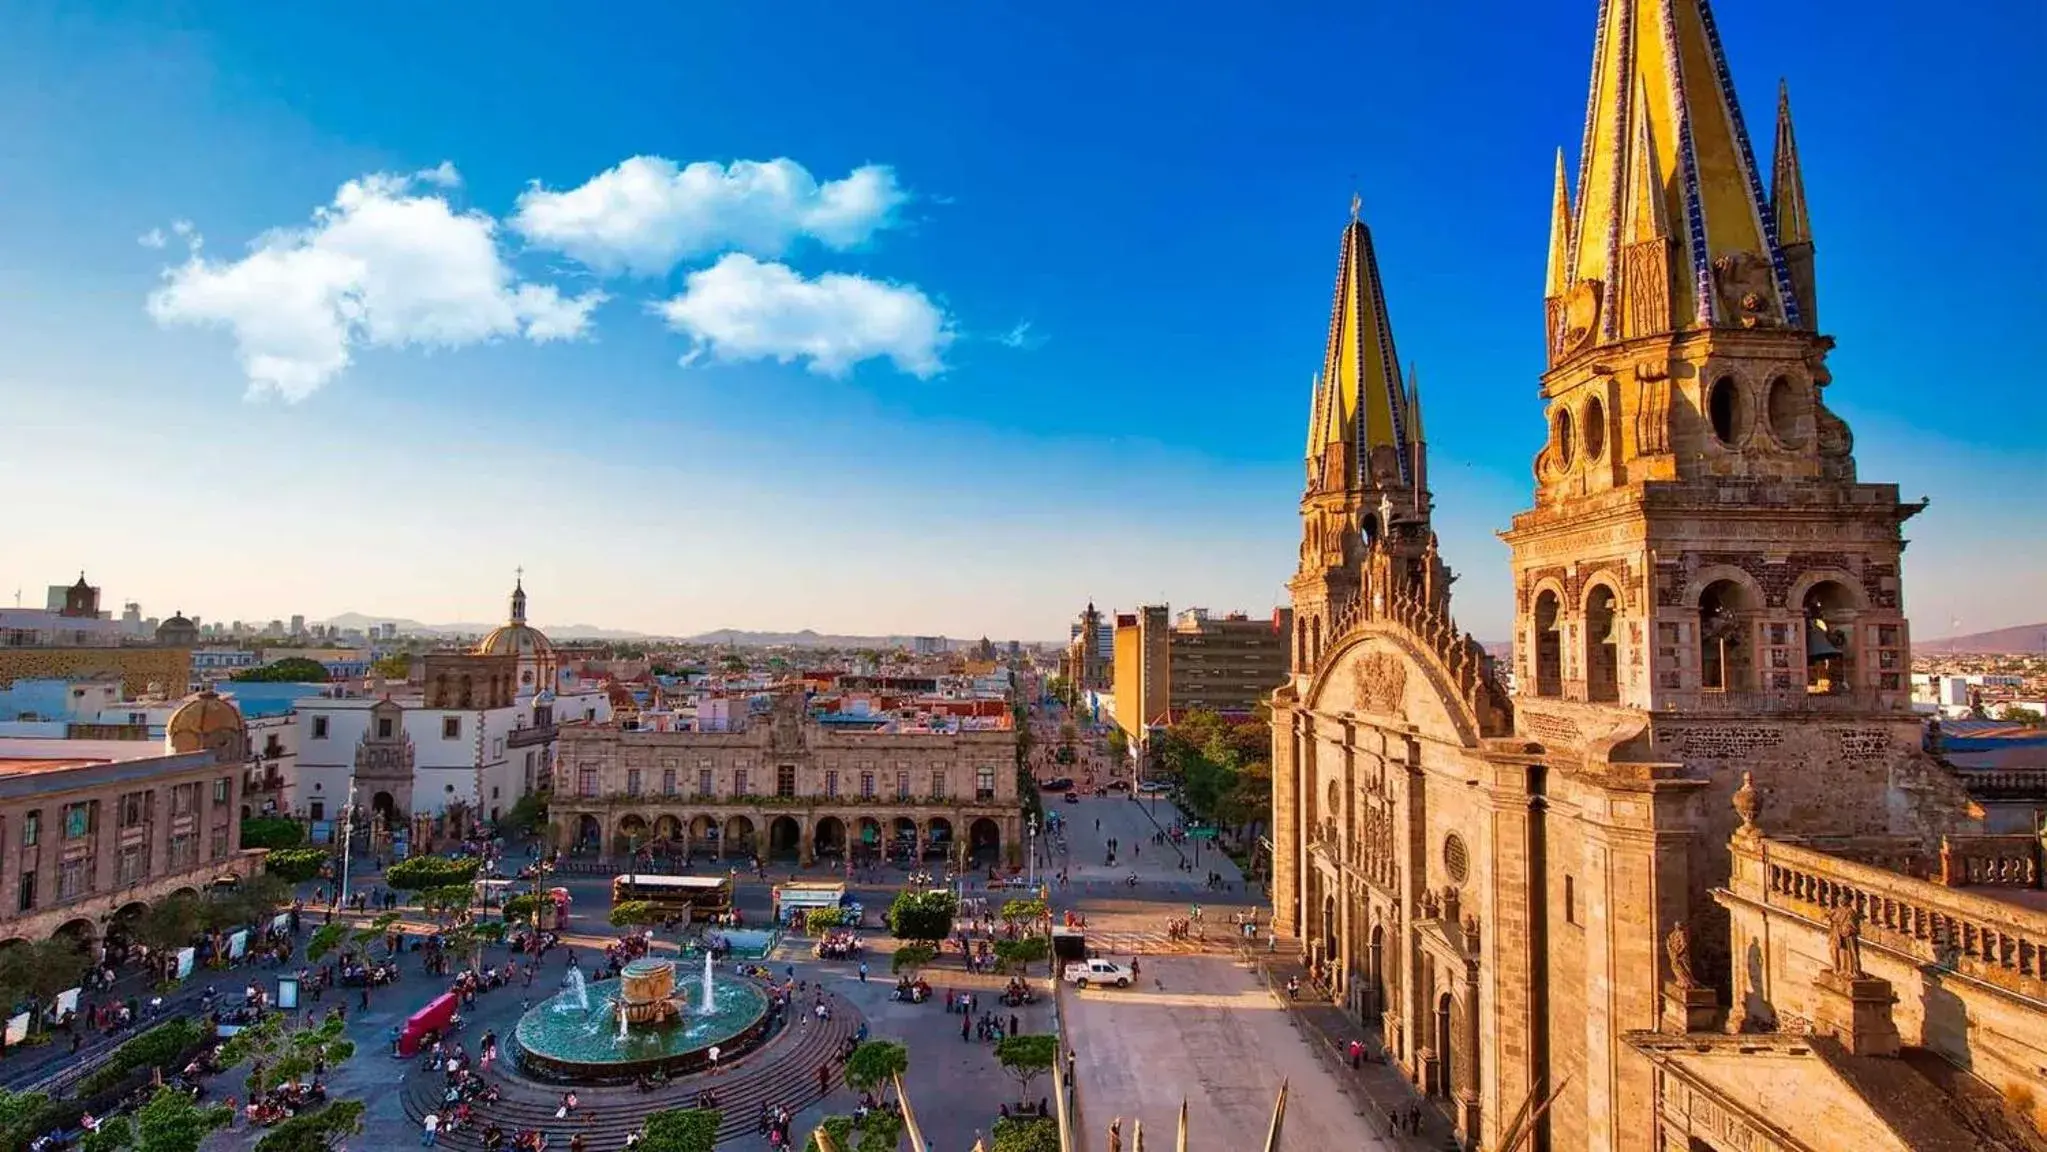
513, 973, 773, 1084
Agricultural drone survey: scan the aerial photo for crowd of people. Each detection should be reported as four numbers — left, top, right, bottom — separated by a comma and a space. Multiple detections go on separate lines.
811, 929, 861, 960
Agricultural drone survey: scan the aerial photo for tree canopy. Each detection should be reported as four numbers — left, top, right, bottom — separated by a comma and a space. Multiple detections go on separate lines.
0, 938, 90, 1019
384, 854, 480, 891
133, 1085, 234, 1152
608, 900, 663, 929
1153, 709, 1272, 834
842, 1040, 909, 1095
238, 818, 305, 850
890, 944, 936, 975
991, 1116, 1061, 1152
995, 1034, 1057, 1102
638, 1107, 721, 1152
885, 888, 957, 945
263, 847, 329, 885
230, 657, 332, 683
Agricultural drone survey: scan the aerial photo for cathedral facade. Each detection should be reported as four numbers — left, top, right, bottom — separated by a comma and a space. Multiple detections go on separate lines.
1269, 3, 1992, 1149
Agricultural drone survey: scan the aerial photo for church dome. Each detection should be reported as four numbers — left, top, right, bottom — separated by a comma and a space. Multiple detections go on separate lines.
157, 610, 199, 646
477, 622, 555, 660
473, 574, 557, 691
167, 688, 246, 756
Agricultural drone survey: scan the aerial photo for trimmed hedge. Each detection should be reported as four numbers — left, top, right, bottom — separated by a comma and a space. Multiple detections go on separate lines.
76, 1018, 210, 1097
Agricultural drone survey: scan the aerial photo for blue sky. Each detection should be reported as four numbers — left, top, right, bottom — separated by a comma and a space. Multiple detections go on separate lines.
2, 0, 2041, 642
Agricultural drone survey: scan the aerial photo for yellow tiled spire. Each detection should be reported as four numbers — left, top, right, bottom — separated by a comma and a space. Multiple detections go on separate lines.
1311, 206, 1410, 487
1564, 0, 1801, 344
1772, 79, 1812, 246
1545, 148, 1574, 300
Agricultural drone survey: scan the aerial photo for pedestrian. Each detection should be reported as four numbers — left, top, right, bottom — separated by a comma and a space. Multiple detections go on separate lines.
1407, 1103, 1421, 1133
421, 1112, 439, 1147
1010, 1013, 1019, 1037
858, 961, 868, 983
818, 1062, 831, 1094
962, 1015, 971, 1043
1387, 1107, 1399, 1133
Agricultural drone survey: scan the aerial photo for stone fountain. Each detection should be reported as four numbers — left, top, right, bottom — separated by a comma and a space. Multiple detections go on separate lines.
512, 955, 774, 1085
617, 958, 685, 1026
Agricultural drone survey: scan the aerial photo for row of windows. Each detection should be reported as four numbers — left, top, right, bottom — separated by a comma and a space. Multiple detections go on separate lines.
9, 779, 230, 850
575, 765, 999, 802
12, 820, 232, 913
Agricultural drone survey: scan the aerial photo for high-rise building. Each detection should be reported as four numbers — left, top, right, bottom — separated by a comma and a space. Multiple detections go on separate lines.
1269, 6, 2024, 1147
1111, 605, 1289, 744
289, 614, 306, 636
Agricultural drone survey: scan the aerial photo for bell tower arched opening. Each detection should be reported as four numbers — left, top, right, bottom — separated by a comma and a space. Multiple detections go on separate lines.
1698, 580, 1753, 692
1532, 590, 1563, 697
1585, 584, 1620, 703
1802, 580, 1858, 695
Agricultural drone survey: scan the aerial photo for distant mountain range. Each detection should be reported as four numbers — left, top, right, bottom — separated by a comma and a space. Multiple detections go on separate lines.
318, 614, 1044, 649
1913, 623, 2047, 656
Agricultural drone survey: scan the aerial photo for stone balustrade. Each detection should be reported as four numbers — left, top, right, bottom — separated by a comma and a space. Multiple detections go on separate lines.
1957, 768, 2047, 800
1939, 834, 2041, 889
1736, 834, 2047, 999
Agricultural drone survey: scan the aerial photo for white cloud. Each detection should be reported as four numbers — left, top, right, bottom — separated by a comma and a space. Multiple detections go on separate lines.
415, 161, 462, 188
656, 253, 951, 379
148, 168, 605, 401
136, 228, 166, 249
996, 320, 1046, 351
513, 157, 908, 276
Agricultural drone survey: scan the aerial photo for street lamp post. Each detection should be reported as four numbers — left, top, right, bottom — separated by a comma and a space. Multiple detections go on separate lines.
1027, 816, 1040, 890
338, 775, 360, 905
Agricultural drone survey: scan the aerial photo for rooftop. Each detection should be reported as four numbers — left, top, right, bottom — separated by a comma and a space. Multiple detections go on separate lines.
0, 756, 111, 777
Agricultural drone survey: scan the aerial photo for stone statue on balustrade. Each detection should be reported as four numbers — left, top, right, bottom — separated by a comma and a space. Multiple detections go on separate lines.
1828, 900, 1864, 977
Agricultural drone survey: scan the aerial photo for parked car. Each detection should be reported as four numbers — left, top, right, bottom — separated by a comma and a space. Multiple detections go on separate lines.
1136, 781, 1171, 795
1063, 790, 1081, 804
1063, 959, 1134, 989
1042, 777, 1073, 792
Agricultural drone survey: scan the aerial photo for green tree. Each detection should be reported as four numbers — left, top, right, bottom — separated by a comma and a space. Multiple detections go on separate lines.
993, 936, 1048, 975
994, 1034, 1057, 1104
81, 1115, 134, 1152
133, 893, 204, 961
639, 1106, 721, 1152
991, 1116, 1061, 1152
798, 906, 846, 931
502, 893, 540, 922
418, 885, 475, 921
369, 653, 412, 680
304, 922, 350, 964
230, 657, 332, 684
502, 790, 551, 834
384, 855, 480, 891
77, 1019, 211, 1097
608, 900, 663, 929
0, 1088, 53, 1148
263, 847, 330, 885
0, 938, 89, 1029
133, 1086, 233, 1152
1998, 704, 2046, 726
219, 1014, 356, 1099
885, 889, 957, 946
253, 1100, 366, 1152
1000, 898, 1048, 926
889, 944, 936, 976
842, 1040, 909, 1097
238, 818, 306, 850
1105, 725, 1130, 766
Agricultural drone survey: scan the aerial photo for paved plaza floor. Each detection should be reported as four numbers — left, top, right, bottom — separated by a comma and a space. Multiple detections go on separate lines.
1060, 954, 1399, 1152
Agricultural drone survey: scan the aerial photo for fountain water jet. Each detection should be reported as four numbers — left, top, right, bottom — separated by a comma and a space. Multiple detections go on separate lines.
701, 950, 717, 1014
557, 967, 591, 1013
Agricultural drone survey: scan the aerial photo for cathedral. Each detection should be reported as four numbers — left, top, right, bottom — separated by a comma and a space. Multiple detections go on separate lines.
1271, 3, 2047, 1150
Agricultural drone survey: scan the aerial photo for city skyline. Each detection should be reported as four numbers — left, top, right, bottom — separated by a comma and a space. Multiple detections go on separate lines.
3, 1, 2041, 641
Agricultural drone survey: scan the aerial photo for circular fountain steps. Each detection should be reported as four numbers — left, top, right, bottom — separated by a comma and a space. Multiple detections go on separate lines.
401, 989, 865, 1147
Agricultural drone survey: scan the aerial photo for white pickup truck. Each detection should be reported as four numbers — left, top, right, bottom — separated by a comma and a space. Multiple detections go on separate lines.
1062, 959, 1134, 988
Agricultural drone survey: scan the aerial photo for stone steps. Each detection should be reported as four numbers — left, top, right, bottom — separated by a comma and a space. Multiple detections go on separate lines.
401, 994, 862, 1147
